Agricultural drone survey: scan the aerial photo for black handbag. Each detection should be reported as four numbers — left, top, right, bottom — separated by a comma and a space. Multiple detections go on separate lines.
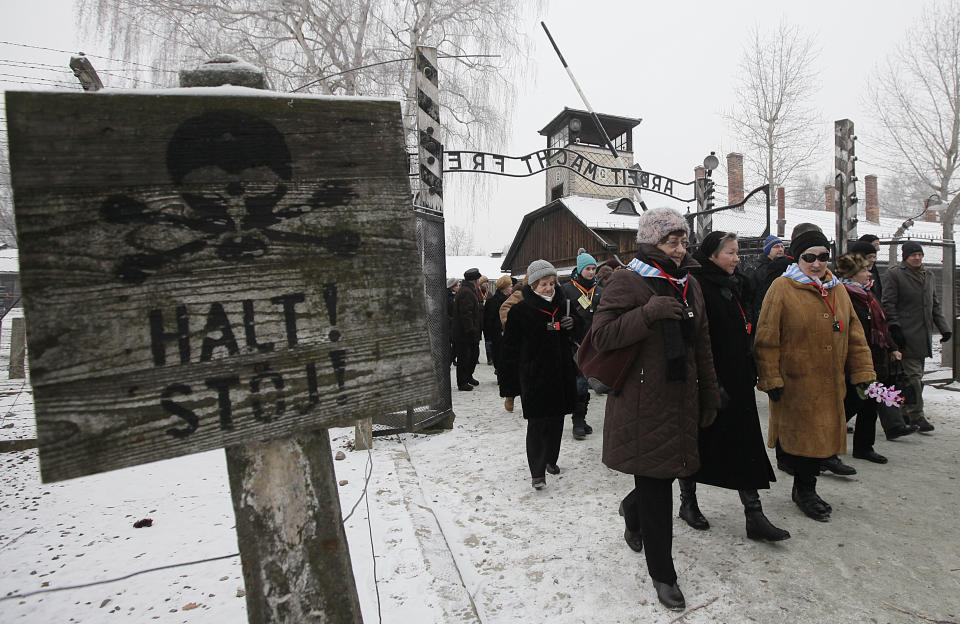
886, 359, 917, 406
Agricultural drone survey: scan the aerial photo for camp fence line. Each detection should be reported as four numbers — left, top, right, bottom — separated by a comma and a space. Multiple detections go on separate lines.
442, 147, 696, 202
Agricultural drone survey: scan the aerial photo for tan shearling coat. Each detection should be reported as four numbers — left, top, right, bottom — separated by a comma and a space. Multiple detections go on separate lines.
754, 272, 875, 458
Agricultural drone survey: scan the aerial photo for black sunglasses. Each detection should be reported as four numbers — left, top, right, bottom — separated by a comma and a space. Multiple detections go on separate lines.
800, 252, 831, 263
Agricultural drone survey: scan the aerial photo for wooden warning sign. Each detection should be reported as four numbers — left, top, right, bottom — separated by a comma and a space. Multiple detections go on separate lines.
5, 90, 437, 482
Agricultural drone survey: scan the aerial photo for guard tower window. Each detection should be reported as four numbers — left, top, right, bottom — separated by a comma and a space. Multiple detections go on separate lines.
549, 126, 569, 149
551, 183, 564, 201
613, 132, 629, 153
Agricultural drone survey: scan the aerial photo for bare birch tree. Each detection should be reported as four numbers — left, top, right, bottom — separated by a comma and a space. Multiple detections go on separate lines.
77, 0, 538, 151
866, 0, 960, 239
724, 21, 821, 195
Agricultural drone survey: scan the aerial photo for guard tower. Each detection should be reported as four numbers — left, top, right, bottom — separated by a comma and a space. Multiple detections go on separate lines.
538, 107, 642, 204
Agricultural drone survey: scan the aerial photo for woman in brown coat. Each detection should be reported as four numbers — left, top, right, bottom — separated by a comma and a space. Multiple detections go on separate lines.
754, 230, 875, 522
591, 207, 720, 612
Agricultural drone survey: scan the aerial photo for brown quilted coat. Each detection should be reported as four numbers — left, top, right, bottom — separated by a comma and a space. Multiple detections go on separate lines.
754, 273, 875, 457
591, 255, 721, 478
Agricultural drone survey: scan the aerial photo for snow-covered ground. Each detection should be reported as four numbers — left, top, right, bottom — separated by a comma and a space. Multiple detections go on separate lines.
1, 312, 959, 623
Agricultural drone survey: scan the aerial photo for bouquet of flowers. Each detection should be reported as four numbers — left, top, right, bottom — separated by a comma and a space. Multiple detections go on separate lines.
861, 381, 905, 407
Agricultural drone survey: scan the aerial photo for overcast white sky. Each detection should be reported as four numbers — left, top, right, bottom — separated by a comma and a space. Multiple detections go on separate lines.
1, 0, 930, 254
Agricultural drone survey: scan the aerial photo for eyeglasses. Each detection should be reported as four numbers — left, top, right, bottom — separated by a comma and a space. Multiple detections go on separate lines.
661, 239, 689, 249
800, 252, 831, 263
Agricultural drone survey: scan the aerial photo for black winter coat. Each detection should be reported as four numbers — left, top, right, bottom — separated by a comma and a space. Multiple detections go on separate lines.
500, 285, 578, 420
452, 281, 483, 342
560, 275, 602, 344
688, 255, 774, 490
750, 254, 792, 322
483, 290, 509, 343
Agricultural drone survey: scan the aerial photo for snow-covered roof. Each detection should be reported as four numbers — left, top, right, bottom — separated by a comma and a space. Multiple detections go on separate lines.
561, 195, 640, 230
0, 248, 18, 274
445, 255, 511, 281
711, 204, 957, 265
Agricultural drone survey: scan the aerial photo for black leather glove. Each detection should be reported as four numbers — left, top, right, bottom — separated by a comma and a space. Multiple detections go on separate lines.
855, 381, 875, 400
890, 325, 906, 348
643, 296, 684, 322
559, 315, 574, 330
941, 331, 952, 343
766, 387, 784, 402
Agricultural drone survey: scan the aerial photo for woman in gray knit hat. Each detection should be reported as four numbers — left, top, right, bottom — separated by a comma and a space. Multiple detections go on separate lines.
591, 207, 721, 611
500, 259, 578, 490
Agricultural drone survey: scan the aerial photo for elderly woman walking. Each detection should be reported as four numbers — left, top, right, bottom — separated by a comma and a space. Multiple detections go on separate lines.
835, 253, 904, 464
677, 231, 790, 542
500, 260, 577, 490
754, 230, 875, 522
591, 207, 720, 611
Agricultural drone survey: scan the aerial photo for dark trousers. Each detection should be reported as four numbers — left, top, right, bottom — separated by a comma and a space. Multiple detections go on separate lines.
454, 340, 480, 387
776, 441, 823, 490
621, 475, 677, 584
525, 416, 564, 478
844, 387, 878, 453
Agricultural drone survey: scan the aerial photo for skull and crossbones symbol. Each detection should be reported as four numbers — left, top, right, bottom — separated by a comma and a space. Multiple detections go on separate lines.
101, 110, 361, 284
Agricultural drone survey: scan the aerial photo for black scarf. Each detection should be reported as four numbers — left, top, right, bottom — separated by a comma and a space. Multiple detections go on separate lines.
635, 244, 696, 382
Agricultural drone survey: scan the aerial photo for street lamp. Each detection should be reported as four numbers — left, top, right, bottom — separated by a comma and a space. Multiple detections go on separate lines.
887, 193, 946, 264
703, 151, 720, 173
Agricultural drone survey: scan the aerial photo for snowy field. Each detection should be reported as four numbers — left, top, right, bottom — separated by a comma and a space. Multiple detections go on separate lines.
1, 312, 959, 623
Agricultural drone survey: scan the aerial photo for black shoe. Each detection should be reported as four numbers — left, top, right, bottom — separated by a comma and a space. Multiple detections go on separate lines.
792, 485, 830, 522
618, 501, 643, 553
467, 378, 480, 386
457, 384, 473, 391
916, 417, 935, 433
531, 477, 545, 490
852, 449, 888, 464
583, 422, 593, 435
572, 424, 586, 440
847, 425, 854, 433
651, 580, 685, 611
886, 424, 918, 440
777, 459, 796, 475
546, 463, 560, 475
820, 455, 857, 475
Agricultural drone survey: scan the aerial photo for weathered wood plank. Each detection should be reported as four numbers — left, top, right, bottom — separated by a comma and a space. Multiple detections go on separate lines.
5, 90, 437, 482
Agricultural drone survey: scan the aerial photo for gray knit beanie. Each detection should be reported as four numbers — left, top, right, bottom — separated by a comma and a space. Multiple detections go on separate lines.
526, 259, 557, 285
636, 207, 689, 244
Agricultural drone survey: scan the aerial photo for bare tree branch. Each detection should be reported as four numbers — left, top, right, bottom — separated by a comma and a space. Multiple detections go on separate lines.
866, 0, 960, 239
722, 20, 822, 197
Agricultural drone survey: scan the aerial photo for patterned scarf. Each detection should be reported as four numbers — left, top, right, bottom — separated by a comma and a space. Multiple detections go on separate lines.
838, 280, 892, 348
783, 263, 840, 291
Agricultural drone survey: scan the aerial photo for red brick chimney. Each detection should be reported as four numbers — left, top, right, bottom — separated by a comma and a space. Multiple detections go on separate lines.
777, 186, 786, 237
864, 175, 879, 223
727, 153, 744, 211
824, 186, 835, 212
924, 206, 939, 222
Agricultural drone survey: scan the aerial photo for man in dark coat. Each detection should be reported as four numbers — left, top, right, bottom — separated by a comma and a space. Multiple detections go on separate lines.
560, 248, 602, 440
447, 277, 460, 365
882, 242, 952, 431
452, 268, 483, 391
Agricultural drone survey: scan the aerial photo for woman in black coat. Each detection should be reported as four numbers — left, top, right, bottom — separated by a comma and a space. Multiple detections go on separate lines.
681, 231, 790, 542
483, 275, 513, 375
500, 260, 577, 490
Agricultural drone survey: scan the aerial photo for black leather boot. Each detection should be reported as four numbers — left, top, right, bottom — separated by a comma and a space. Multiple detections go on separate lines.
792, 483, 830, 522
739, 489, 791, 541
581, 394, 593, 434
678, 478, 709, 530
618, 498, 643, 552
651, 579, 685, 611
572, 398, 588, 440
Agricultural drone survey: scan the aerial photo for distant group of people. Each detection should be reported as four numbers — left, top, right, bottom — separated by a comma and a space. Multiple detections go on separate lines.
446, 205, 951, 611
